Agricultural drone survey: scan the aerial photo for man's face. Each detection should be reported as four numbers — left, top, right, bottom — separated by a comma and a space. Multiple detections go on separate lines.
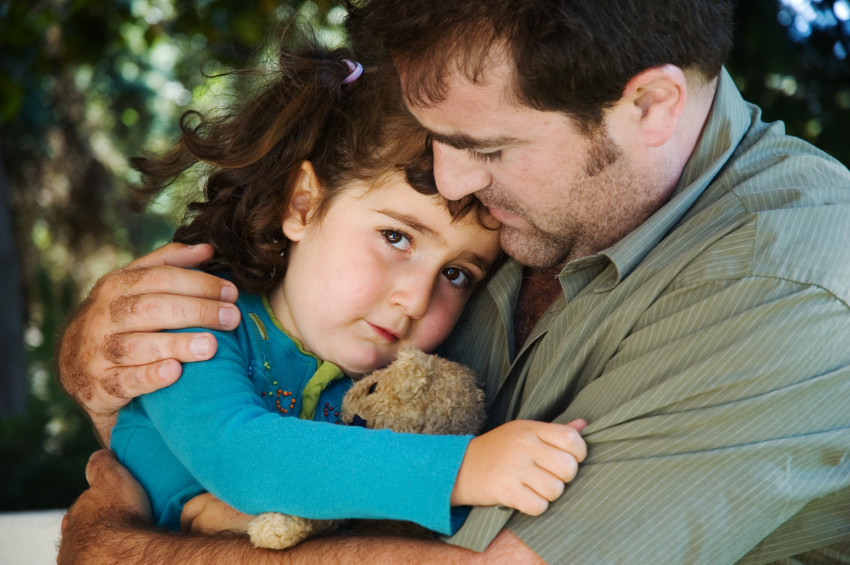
404, 58, 654, 269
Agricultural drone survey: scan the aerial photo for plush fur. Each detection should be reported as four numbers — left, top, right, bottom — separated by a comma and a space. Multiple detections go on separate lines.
247, 347, 485, 549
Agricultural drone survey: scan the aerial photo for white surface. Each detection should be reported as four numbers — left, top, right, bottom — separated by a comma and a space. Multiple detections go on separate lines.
0, 509, 65, 565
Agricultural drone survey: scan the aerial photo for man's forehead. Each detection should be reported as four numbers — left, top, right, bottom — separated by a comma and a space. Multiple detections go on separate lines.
396, 43, 515, 108
403, 73, 575, 152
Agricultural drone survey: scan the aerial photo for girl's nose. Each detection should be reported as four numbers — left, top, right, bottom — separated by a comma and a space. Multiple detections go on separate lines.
389, 272, 435, 320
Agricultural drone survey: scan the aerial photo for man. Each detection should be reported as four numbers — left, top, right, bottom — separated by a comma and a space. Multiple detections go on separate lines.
58, 1, 850, 563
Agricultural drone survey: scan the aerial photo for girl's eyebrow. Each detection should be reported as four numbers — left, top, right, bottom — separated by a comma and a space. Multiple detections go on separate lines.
457, 250, 493, 274
376, 209, 439, 238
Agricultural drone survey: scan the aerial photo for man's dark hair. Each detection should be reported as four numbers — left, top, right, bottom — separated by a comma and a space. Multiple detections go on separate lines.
347, 0, 735, 129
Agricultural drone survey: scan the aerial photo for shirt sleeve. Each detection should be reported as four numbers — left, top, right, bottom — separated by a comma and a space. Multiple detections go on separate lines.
449, 276, 850, 562
138, 327, 471, 535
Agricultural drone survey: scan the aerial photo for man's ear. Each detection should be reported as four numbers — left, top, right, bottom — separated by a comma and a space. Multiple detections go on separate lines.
282, 160, 321, 242
621, 64, 687, 148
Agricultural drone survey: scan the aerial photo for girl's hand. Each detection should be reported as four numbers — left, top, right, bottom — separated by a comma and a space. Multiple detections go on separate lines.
181, 493, 256, 535
450, 419, 587, 516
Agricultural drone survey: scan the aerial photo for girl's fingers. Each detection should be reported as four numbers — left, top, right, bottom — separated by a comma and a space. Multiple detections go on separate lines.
507, 483, 551, 517
524, 464, 568, 503
534, 448, 580, 484
535, 422, 587, 463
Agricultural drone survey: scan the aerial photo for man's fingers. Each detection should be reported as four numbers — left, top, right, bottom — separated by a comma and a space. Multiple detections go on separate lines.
102, 330, 219, 366
102, 293, 240, 334
97, 359, 183, 404
94, 265, 238, 313
126, 242, 214, 269
89, 331, 219, 413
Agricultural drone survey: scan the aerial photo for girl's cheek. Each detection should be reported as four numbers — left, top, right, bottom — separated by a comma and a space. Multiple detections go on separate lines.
420, 302, 464, 350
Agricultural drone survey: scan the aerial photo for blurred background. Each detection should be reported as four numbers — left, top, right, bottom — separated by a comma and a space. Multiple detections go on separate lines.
1, 0, 848, 512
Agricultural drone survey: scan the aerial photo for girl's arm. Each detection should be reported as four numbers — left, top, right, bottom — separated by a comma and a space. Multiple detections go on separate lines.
178, 420, 588, 536
59, 451, 545, 565
131, 326, 470, 535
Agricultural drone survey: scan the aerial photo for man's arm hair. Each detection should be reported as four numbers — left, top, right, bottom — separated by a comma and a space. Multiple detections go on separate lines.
59, 508, 541, 565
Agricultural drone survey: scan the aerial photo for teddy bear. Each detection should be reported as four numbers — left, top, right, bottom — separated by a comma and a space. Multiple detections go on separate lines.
246, 346, 486, 549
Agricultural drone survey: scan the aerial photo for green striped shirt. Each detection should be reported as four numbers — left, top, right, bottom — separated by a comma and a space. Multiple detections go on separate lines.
442, 69, 850, 564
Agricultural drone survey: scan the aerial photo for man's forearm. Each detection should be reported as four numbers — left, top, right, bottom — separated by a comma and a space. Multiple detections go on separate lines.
59, 509, 536, 565
59, 510, 276, 565
284, 530, 541, 564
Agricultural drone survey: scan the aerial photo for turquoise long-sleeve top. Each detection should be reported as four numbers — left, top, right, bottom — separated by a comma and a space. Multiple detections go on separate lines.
111, 290, 472, 534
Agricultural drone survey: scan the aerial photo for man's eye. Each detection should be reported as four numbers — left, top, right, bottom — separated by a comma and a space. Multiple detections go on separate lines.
443, 267, 472, 288
468, 149, 502, 163
382, 229, 411, 251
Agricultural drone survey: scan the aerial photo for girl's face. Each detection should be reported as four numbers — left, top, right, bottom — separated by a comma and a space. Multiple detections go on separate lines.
270, 166, 501, 378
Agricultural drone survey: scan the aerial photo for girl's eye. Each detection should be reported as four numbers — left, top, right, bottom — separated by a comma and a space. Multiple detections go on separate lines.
443, 267, 473, 288
468, 149, 502, 163
381, 229, 412, 251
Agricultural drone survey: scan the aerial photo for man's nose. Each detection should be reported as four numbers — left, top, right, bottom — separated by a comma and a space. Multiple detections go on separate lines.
432, 141, 491, 200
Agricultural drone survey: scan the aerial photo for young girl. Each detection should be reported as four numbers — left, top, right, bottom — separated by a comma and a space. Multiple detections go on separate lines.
111, 41, 585, 539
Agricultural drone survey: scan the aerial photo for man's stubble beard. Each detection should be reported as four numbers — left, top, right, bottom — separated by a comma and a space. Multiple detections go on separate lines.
496, 216, 575, 270
482, 130, 626, 270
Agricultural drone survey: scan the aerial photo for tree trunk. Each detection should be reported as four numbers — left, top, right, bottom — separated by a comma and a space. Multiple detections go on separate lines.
0, 149, 26, 418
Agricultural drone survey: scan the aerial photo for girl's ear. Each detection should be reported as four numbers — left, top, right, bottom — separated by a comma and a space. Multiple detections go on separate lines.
283, 161, 321, 242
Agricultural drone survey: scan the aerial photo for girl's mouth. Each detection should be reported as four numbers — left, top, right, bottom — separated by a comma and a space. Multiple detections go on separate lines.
369, 323, 400, 343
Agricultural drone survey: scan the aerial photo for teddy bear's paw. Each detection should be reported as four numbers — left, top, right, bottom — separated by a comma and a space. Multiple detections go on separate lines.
248, 512, 340, 549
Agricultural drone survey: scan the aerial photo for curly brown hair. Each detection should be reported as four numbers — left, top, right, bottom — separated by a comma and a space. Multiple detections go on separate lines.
131, 38, 484, 294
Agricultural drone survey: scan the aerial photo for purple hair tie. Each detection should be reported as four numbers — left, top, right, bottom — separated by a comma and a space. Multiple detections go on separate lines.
341, 59, 364, 84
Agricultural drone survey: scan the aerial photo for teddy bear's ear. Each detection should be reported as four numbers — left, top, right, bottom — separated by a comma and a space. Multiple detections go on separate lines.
389, 348, 432, 401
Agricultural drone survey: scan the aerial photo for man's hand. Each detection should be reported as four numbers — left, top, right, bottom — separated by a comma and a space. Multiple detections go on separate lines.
58, 243, 240, 444
58, 450, 153, 564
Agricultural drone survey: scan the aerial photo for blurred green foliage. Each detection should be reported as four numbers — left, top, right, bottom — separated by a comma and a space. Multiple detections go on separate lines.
0, 0, 848, 511
0, 0, 345, 511
727, 1, 850, 166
